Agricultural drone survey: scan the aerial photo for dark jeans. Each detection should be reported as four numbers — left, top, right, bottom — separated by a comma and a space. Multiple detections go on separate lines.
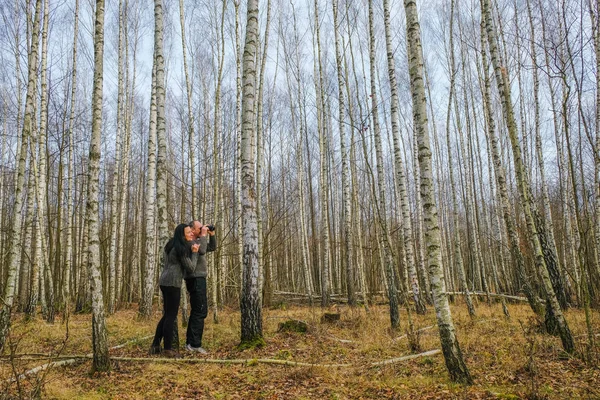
152, 285, 181, 350
185, 277, 207, 347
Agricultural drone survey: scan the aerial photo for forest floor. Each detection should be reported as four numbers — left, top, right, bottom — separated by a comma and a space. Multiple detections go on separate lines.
1, 299, 598, 399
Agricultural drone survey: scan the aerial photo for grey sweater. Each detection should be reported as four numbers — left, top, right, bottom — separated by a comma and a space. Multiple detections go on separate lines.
159, 248, 198, 287
184, 235, 217, 279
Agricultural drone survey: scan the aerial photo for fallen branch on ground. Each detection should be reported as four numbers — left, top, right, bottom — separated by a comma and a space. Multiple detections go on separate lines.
445, 292, 530, 302
4, 348, 443, 370
6, 335, 154, 383
370, 349, 442, 366
328, 334, 354, 343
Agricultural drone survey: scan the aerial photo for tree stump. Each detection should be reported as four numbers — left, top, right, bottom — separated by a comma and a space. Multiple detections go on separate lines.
277, 320, 308, 333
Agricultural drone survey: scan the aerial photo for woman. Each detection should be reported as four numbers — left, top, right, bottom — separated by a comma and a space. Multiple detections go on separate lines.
150, 223, 199, 357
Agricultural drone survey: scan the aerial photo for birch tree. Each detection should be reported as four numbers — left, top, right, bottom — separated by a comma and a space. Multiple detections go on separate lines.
0, 0, 42, 351
383, 0, 426, 315
368, 0, 399, 328
593, 0, 600, 293
481, 0, 574, 353
107, 0, 126, 314
313, 0, 331, 307
140, 62, 158, 318
445, 0, 475, 317
404, 0, 472, 383
154, 0, 168, 261
240, 0, 263, 346
86, 0, 110, 372
62, 0, 80, 319
332, 0, 354, 306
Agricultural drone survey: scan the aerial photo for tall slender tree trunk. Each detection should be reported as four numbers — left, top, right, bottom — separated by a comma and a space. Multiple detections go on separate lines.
87, 0, 110, 372
404, 0, 472, 384
445, 0, 475, 317
412, 136, 432, 304
140, 63, 158, 318
212, 0, 228, 320
0, 97, 6, 297
479, 20, 543, 318
12, 0, 24, 311
154, 0, 168, 269
332, 0, 354, 306
25, 160, 38, 318
63, 0, 79, 321
526, 0, 567, 310
240, 0, 263, 346
368, 0, 399, 329
383, 0, 425, 315
37, 0, 55, 322
179, 0, 196, 217
593, 0, 600, 298
481, 0, 574, 353
256, 0, 271, 307
233, 0, 244, 304
0, 0, 42, 351
107, 0, 125, 314
312, 0, 331, 308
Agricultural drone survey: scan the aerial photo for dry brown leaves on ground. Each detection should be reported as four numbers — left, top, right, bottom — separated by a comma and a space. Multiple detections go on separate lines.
1, 301, 598, 399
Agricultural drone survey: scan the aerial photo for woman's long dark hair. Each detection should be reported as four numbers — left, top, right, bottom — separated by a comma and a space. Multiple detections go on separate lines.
164, 223, 192, 261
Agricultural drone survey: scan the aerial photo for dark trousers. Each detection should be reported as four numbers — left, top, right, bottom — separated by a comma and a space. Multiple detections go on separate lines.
185, 277, 207, 347
152, 285, 181, 350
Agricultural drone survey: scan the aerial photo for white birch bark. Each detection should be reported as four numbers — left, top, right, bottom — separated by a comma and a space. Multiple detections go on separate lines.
479, 18, 543, 317
36, 0, 55, 322
140, 62, 158, 318
332, 0, 354, 306
107, 0, 125, 314
116, 12, 135, 304
0, 0, 42, 351
63, 0, 79, 318
256, 0, 271, 306
368, 0, 399, 328
86, 0, 110, 372
526, 0, 568, 309
312, 0, 331, 308
179, 0, 196, 216
286, 6, 314, 303
154, 0, 168, 257
25, 160, 38, 317
593, 0, 600, 277
445, 0, 475, 316
412, 136, 431, 303
344, 2, 370, 306
211, 0, 227, 320
234, 0, 244, 292
12, 0, 25, 311
383, 0, 425, 314
0, 95, 6, 291
481, 0, 574, 353
404, 0, 472, 383
240, 0, 263, 345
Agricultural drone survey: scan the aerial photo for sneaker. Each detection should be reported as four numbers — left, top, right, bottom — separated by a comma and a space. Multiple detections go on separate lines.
185, 343, 208, 354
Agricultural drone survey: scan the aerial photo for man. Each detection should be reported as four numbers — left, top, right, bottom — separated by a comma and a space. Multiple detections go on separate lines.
184, 220, 217, 353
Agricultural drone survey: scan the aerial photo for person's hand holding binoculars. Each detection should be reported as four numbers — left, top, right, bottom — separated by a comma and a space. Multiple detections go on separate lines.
200, 224, 216, 236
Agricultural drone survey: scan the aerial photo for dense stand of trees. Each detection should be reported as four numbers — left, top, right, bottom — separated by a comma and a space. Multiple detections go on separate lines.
0, 0, 598, 381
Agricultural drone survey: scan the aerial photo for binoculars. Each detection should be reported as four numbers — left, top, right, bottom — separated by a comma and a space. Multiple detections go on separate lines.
204, 224, 216, 232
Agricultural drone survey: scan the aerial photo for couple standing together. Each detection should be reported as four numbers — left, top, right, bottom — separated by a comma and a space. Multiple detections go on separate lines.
150, 220, 217, 358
